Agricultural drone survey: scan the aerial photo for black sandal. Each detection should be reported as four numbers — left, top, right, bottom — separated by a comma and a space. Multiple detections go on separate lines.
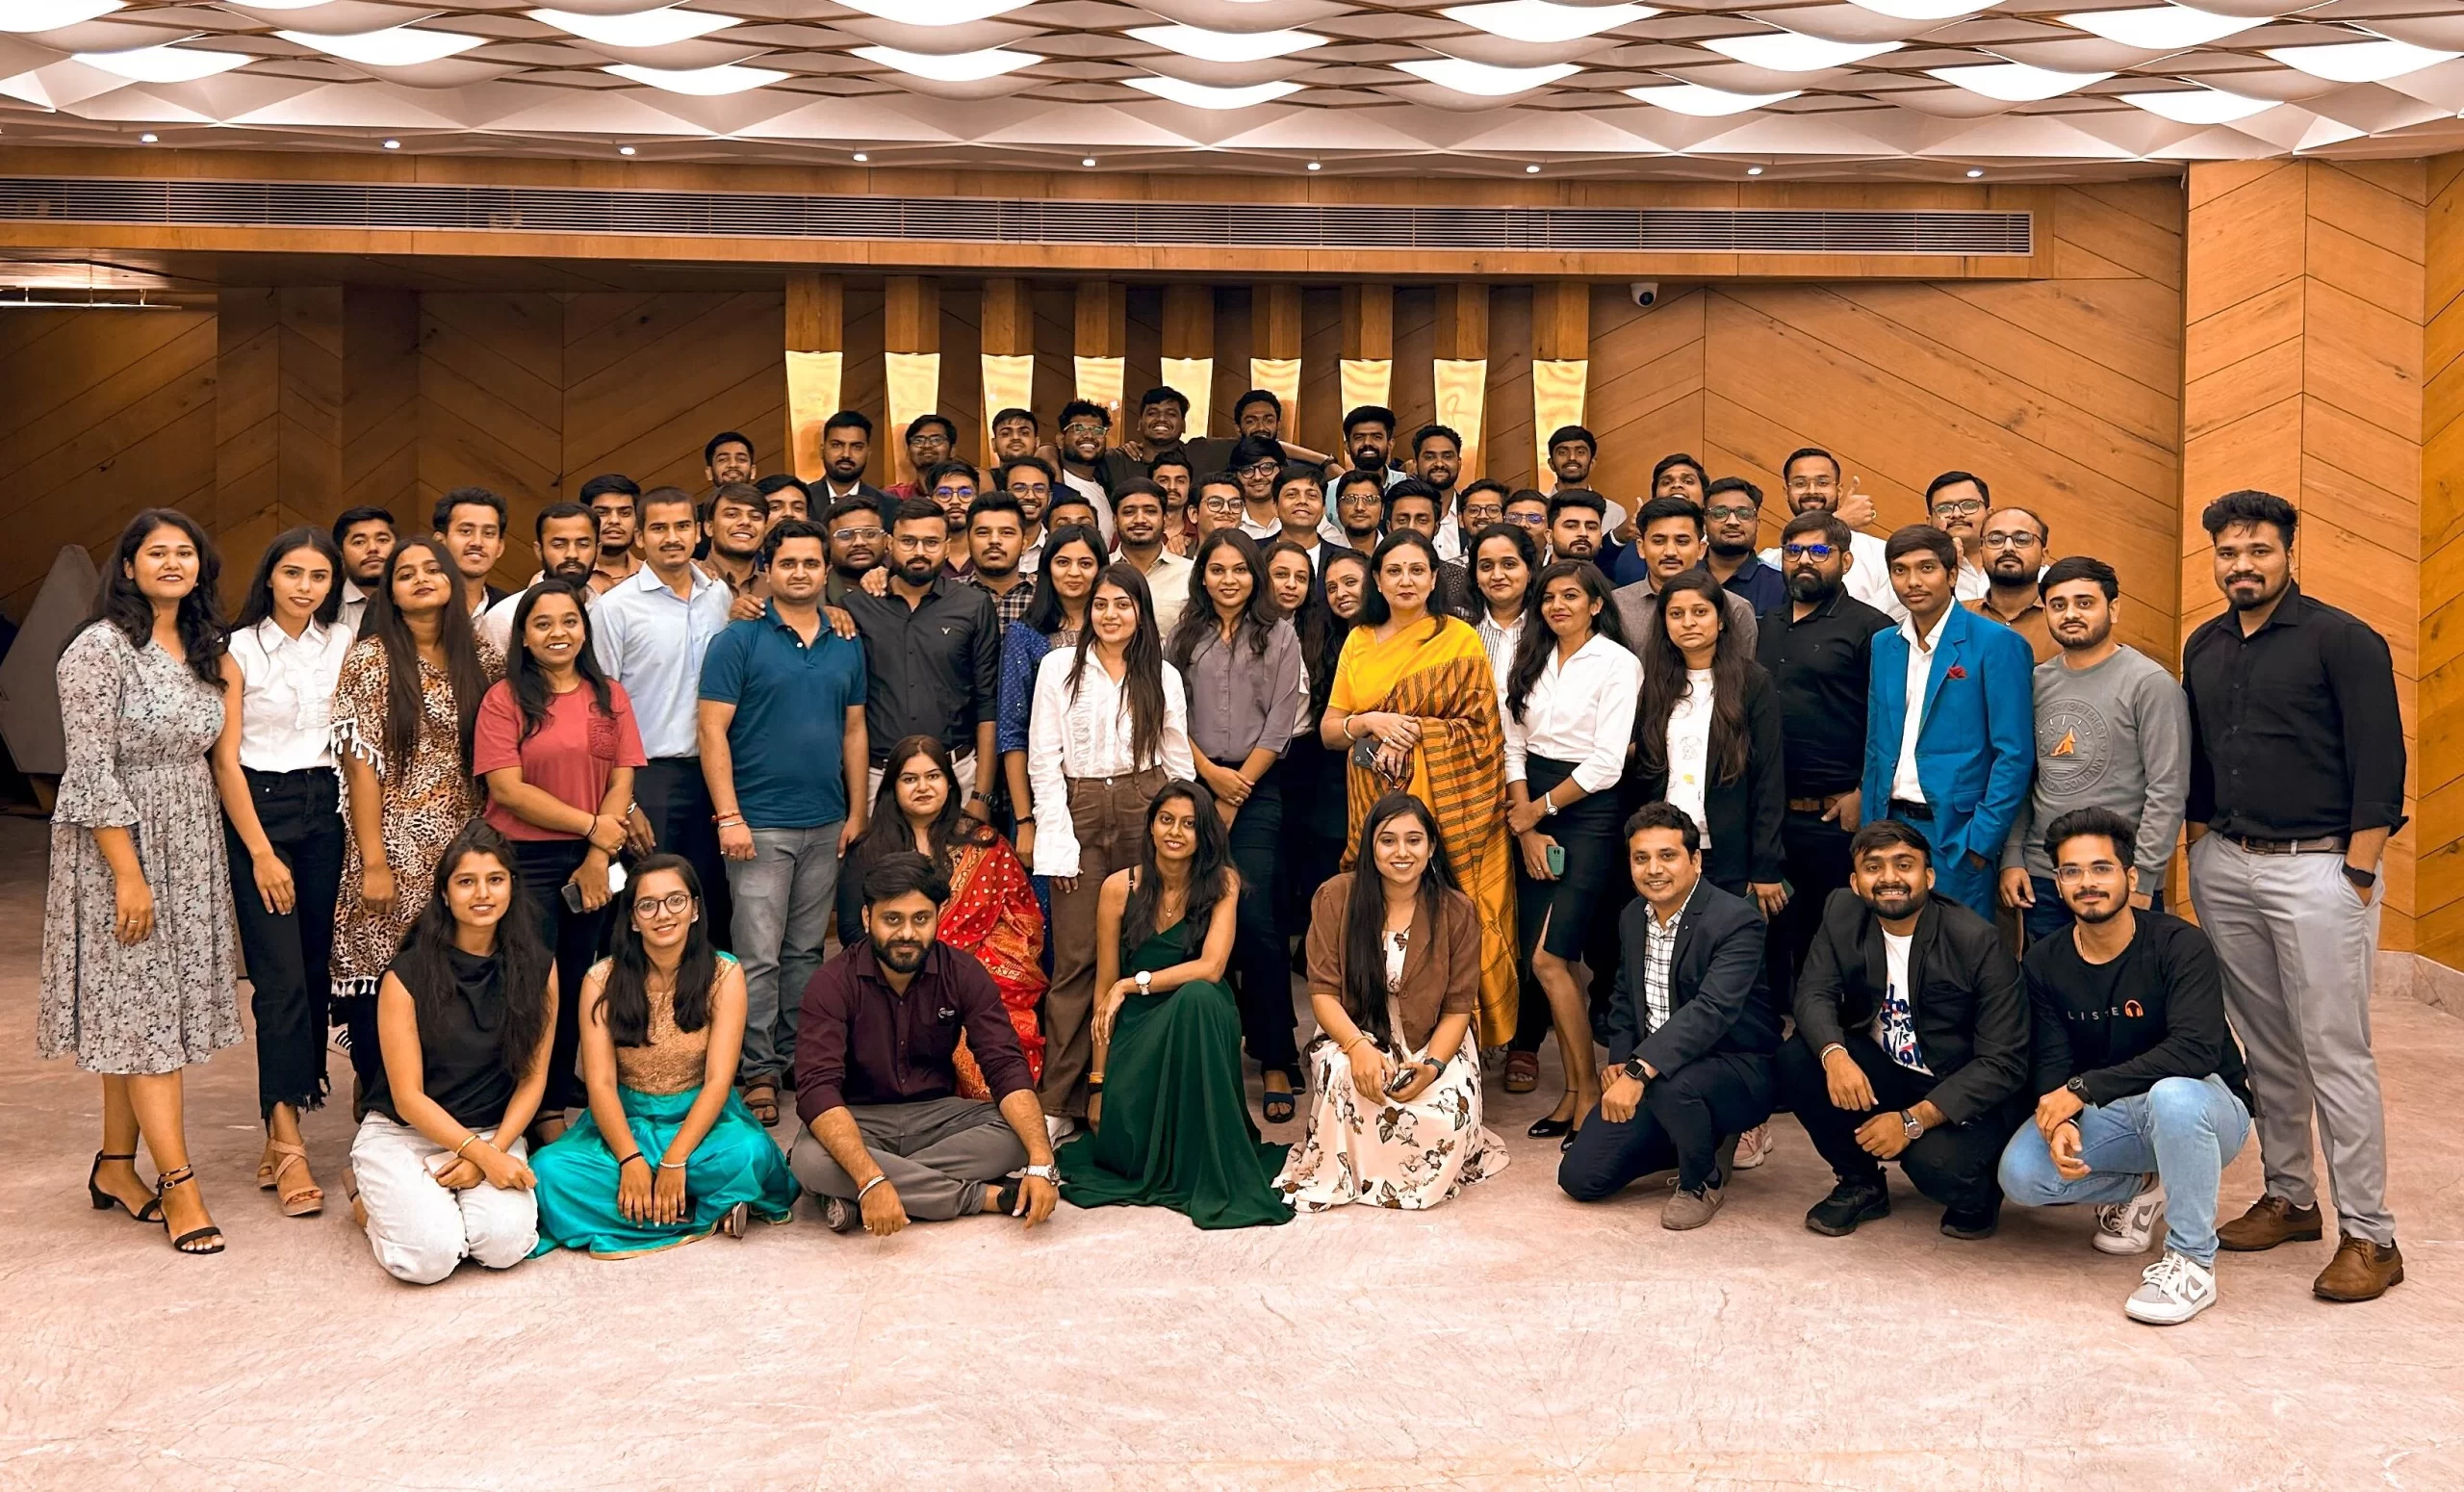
1262, 1077, 1297, 1124
87, 1150, 155, 1222
152, 1166, 225, 1255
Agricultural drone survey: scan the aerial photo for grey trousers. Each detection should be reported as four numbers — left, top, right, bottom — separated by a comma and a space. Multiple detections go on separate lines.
725, 821, 844, 1088
787, 1096, 1026, 1222
2187, 834, 2395, 1245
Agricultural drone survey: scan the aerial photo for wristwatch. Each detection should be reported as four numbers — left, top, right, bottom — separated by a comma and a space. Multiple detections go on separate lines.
1134, 969, 1152, 994
1898, 1109, 1924, 1141
1022, 1164, 1060, 1184
2343, 862, 2377, 889
2065, 1075, 2092, 1104
1621, 1056, 1651, 1083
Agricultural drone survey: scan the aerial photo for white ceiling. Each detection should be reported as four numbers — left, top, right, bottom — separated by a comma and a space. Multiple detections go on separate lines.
2, 1, 2462, 179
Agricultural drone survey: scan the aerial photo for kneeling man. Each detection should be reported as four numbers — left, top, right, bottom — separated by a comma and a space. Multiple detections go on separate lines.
1779, 820, 2028, 1239
1997, 808, 2253, 1325
1558, 804, 1779, 1230
792, 852, 1058, 1234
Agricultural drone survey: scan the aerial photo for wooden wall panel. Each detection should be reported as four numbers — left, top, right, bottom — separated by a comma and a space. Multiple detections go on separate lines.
1583, 284, 1706, 504
562, 290, 784, 516
417, 291, 561, 590
1211, 285, 1252, 440
2416, 154, 2464, 965
1484, 284, 1536, 490
1390, 286, 1437, 451
1299, 283, 1344, 456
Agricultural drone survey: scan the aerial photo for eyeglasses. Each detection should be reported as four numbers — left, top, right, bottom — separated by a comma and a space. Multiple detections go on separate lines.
1981, 530, 2040, 549
2052, 862, 2122, 885
932, 486, 973, 500
831, 526, 886, 543
1704, 504, 1758, 522
1782, 542, 1837, 560
892, 534, 941, 551
1932, 499, 1986, 517
1240, 460, 1281, 477
1063, 421, 1107, 436
632, 890, 694, 918
1199, 496, 1245, 514
1505, 511, 1547, 527
1010, 483, 1051, 501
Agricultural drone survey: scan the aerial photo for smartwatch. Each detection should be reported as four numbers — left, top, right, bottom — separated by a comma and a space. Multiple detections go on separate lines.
1134, 969, 1152, 995
1898, 1109, 1924, 1141
2065, 1075, 2092, 1104
2343, 862, 2377, 890
1621, 1056, 1651, 1083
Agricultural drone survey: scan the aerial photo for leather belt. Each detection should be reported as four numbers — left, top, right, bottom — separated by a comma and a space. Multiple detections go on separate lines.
2224, 833, 2348, 856
1887, 799, 1932, 821
1787, 797, 1833, 814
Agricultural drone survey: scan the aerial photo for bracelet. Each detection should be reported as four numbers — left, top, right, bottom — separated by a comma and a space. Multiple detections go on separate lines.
453, 1134, 481, 1157
857, 1174, 888, 1200
617, 1153, 649, 1171
656, 1159, 686, 1171
714, 811, 744, 828
1087, 1073, 1104, 1092
1342, 1035, 1373, 1055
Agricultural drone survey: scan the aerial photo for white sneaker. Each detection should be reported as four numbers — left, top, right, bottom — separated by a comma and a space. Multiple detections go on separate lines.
2093, 1175, 2166, 1254
1731, 1122, 1773, 1170
2125, 1250, 2216, 1325
1044, 1114, 1080, 1145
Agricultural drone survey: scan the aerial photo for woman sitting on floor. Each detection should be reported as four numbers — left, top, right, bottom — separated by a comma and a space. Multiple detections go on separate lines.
351, 820, 555, 1285
532, 855, 799, 1256
1276, 791, 1508, 1212
1057, 780, 1291, 1229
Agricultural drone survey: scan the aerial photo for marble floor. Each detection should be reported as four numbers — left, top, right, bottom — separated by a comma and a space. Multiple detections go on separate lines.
2, 814, 2459, 1491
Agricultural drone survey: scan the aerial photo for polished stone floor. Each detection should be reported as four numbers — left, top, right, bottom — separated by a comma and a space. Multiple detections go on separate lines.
3, 815, 2459, 1490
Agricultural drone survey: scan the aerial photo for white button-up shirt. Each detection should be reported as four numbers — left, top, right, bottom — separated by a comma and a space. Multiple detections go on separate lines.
1138, 548, 1194, 636
475, 580, 596, 659
1891, 605, 1954, 807
1664, 667, 1716, 846
1475, 609, 1522, 711
1502, 631, 1641, 797
590, 563, 733, 759
227, 616, 355, 773
1027, 647, 1196, 878
337, 579, 370, 638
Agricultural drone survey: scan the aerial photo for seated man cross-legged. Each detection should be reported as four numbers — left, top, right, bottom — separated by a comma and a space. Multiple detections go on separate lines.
790, 852, 1060, 1235
1996, 809, 2254, 1325
1558, 803, 1780, 1230
1779, 819, 2030, 1240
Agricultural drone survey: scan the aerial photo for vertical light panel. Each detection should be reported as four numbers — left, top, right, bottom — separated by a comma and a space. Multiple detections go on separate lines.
1531, 359, 1588, 477
1074, 355, 1125, 429
885, 352, 942, 477
980, 353, 1034, 461
1434, 359, 1487, 479
1161, 356, 1214, 434
1249, 357, 1301, 437
785, 350, 845, 484
1340, 358, 1392, 422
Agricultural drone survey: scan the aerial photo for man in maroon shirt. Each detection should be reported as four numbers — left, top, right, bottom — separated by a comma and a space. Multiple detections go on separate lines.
792, 852, 1058, 1234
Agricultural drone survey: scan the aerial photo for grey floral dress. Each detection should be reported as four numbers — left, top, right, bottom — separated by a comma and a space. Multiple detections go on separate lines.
38, 624, 242, 1073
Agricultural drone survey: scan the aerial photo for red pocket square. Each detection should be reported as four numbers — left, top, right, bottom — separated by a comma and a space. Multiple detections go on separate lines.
1945, 664, 1967, 680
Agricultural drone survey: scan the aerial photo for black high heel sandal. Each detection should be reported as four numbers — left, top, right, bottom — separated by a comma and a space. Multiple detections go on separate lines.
151, 1166, 225, 1256
87, 1150, 156, 1222
1527, 1115, 1574, 1140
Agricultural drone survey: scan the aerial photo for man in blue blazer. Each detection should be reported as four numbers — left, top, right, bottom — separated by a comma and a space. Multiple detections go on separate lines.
1861, 524, 2035, 916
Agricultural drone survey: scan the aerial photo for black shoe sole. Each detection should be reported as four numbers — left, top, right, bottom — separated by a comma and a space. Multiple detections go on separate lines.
1941, 1218, 2000, 1241
1805, 1195, 1890, 1237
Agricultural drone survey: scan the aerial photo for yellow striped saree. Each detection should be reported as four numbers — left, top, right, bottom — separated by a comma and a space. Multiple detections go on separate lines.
1328, 615, 1517, 1045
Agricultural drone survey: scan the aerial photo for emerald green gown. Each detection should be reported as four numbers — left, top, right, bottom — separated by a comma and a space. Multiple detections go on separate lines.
1057, 918, 1292, 1229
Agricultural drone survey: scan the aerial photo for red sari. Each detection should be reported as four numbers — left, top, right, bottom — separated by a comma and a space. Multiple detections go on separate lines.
941, 826, 1048, 1098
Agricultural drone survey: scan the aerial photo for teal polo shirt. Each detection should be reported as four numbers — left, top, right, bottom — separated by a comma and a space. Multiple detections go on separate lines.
698, 605, 867, 829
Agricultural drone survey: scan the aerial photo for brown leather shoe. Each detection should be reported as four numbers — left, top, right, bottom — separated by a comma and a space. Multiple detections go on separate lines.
2217, 1195, 2323, 1252
2313, 1236, 2404, 1302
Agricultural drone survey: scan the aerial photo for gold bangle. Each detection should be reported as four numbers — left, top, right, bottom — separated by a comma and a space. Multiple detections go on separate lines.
453, 1134, 480, 1157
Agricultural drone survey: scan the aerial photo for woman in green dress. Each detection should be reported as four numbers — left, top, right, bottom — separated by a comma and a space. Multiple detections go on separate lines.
1057, 780, 1291, 1229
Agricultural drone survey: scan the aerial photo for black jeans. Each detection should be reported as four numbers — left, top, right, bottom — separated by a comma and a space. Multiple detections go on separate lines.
1776, 1032, 2017, 1215
637, 757, 730, 954
511, 836, 612, 1112
223, 768, 345, 1120
1772, 809, 1858, 1011
1219, 761, 1298, 1080
1558, 1051, 1775, 1196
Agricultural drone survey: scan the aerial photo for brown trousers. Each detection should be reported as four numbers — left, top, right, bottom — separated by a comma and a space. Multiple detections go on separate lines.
1038, 765, 1168, 1119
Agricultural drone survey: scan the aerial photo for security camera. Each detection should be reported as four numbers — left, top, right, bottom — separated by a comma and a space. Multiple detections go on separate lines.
1630, 281, 1660, 308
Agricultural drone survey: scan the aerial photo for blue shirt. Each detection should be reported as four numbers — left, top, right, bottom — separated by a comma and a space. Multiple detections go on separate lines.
590, 563, 734, 759
700, 605, 867, 829
1720, 554, 1789, 615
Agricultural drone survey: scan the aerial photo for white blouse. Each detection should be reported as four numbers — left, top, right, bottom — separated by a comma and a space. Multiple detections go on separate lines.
1502, 632, 1641, 797
1027, 645, 1196, 879
1475, 609, 1522, 712
1664, 667, 1716, 847
228, 616, 355, 773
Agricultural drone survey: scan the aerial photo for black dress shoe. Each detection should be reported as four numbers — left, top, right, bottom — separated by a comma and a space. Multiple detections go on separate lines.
1940, 1201, 2002, 1241
1527, 1115, 1574, 1140
1805, 1179, 1891, 1237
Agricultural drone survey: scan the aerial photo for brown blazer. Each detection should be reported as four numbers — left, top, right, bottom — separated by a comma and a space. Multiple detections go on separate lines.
1304, 873, 1480, 1051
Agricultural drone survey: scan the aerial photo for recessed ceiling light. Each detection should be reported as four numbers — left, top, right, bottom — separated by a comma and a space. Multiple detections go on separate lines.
1441, 1, 1656, 45
2264, 38, 2458, 84
1839, 0, 1981, 18
1125, 76, 1303, 109
2120, 87, 2275, 124
1525, 163, 1541, 173
529, 8, 741, 48
604, 62, 786, 94
1082, 156, 1097, 167
138, 131, 157, 142
619, 145, 636, 155
275, 26, 485, 67
1703, 31, 1899, 71
1126, 25, 1324, 64
1927, 62, 2113, 101
1965, 167, 1984, 177
1745, 165, 1763, 175
853, 45, 1039, 83
382, 138, 400, 149
2059, 7, 2261, 50
75, 45, 253, 82
1395, 58, 1579, 95
0, 0, 123, 30
1625, 82, 1799, 116
852, 151, 868, 162
831, 0, 1033, 22
1306, 160, 1322, 170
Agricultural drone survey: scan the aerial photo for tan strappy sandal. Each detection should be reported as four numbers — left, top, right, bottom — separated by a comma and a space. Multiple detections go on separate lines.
258, 1140, 324, 1218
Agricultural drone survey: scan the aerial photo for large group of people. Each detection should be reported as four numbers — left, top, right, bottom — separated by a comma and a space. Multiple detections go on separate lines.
38, 393, 2411, 1324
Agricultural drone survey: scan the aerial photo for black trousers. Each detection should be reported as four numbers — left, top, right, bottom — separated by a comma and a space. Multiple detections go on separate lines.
223, 768, 345, 1120
1219, 760, 1298, 1080
512, 837, 613, 1112
637, 757, 731, 955
1277, 736, 1346, 942
1558, 1051, 1775, 1195
1776, 1031, 2015, 1214
1772, 809, 1857, 1012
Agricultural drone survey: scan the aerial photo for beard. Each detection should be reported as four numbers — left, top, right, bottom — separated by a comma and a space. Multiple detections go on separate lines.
2054, 615, 2113, 653
896, 555, 940, 586
1707, 537, 1753, 559
1786, 570, 1837, 603
875, 936, 928, 974
548, 558, 595, 584
2224, 571, 2286, 612
2069, 895, 2125, 925
1863, 883, 1924, 919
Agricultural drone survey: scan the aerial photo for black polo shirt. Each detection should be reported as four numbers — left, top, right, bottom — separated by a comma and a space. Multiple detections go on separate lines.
842, 574, 1001, 767
1754, 586, 1893, 799
2182, 582, 2405, 839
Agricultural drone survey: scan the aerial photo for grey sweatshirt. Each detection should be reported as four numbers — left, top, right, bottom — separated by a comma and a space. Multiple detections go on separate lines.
2002, 643, 2190, 879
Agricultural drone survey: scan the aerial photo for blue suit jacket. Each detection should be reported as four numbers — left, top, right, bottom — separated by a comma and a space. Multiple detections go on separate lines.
1861, 605, 2035, 869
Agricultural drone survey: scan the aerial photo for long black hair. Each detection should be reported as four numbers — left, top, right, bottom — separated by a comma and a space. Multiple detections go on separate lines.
1265, 539, 1337, 718
1120, 779, 1234, 956
1166, 527, 1278, 669
391, 820, 552, 1079
1636, 569, 1750, 785
1467, 521, 1539, 623
1340, 792, 1459, 1047
85, 507, 226, 689
505, 579, 614, 742
1065, 563, 1169, 770
1357, 528, 1445, 637
849, 733, 982, 880
230, 527, 344, 633
363, 535, 492, 773
1020, 522, 1106, 637
595, 853, 719, 1045
1505, 559, 1621, 725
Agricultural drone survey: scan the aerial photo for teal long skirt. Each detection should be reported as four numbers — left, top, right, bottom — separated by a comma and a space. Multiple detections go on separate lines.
530, 1086, 799, 1258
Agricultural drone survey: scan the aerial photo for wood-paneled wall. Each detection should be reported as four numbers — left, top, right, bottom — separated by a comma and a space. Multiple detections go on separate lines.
2418, 154, 2464, 965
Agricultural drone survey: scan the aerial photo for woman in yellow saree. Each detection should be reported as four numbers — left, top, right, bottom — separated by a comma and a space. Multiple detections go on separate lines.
1320, 530, 1516, 1047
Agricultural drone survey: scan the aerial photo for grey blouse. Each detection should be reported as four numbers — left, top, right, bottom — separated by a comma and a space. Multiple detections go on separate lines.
1182, 618, 1306, 765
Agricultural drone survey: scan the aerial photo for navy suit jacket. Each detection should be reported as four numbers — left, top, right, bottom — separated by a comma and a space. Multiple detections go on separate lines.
1861, 604, 2035, 870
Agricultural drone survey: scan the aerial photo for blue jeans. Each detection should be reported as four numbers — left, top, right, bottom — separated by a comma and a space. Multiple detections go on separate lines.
2020, 875, 2165, 945
1996, 1073, 2250, 1264
724, 822, 844, 1089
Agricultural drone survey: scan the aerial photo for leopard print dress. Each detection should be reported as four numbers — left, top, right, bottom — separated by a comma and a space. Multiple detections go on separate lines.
327, 635, 503, 1004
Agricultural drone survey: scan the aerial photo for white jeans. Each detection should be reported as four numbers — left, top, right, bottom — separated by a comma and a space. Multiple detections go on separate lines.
351, 1115, 539, 1285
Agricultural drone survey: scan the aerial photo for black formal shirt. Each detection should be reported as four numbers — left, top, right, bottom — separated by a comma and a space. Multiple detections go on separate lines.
795, 941, 1033, 1117
1755, 586, 1893, 799
2182, 582, 2405, 839
843, 575, 1002, 767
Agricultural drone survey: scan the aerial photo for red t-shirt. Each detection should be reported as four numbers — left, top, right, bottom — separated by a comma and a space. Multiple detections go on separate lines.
475, 679, 648, 841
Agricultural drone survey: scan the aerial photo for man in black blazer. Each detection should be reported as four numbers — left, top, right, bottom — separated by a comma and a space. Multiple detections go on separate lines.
1779, 818, 2030, 1239
1559, 803, 1780, 1230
